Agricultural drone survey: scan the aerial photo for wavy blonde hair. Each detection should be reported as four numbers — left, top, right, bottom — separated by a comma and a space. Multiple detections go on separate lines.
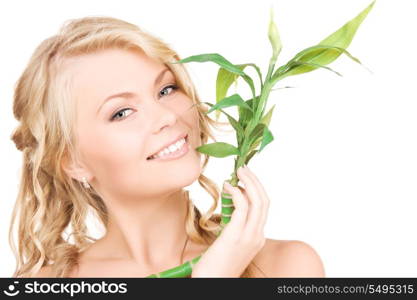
9, 16, 264, 278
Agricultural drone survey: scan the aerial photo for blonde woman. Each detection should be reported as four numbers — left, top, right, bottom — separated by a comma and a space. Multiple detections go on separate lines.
9, 16, 325, 278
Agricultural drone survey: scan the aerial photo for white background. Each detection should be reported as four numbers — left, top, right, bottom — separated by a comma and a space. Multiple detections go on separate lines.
1, 0, 416, 277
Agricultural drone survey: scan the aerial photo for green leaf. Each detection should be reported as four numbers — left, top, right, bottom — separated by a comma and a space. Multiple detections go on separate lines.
214, 65, 257, 111
291, 45, 363, 66
237, 64, 263, 111
245, 149, 258, 164
246, 63, 264, 90
203, 102, 245, 145
196, 142, 240, 158
259, 126, 274, 153
319, 0, 375, 49
237, 98, 256, 129
227, 115, 245, 146
172, 54, 258, 116
171, 53, 245, 76
275, 45, 361, 79
215, 65, 246, 121
248, 123, 266, 145
248, 136, 262, 154
206, 93, 253, 115
271, 0, 375, 82
289, 61, 343, 77
260, 104, 276, 127
246, 124, 274, 156
241, 74, 257, 103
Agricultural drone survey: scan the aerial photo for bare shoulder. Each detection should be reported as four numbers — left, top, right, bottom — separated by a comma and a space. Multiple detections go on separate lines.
252, 238, 325, 277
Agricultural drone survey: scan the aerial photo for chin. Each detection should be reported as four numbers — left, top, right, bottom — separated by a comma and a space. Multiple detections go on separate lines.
177, 157, 202, 188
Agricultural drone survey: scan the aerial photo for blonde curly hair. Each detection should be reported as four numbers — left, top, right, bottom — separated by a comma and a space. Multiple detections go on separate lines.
9, 16, 263, 278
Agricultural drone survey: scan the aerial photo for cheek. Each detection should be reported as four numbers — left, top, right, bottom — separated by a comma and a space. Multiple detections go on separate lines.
177, 99, 201, 141
192, 113, 202, 148
78, 122, 148, 182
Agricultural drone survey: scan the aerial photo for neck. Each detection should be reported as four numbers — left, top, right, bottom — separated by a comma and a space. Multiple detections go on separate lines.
99, 189, 189, 269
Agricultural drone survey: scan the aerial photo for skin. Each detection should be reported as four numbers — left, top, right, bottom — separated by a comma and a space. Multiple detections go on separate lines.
61, 48, 205, 276
34, 48, 326, 278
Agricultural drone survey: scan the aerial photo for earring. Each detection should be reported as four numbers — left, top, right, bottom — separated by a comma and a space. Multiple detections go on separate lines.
81, 176, 90, 189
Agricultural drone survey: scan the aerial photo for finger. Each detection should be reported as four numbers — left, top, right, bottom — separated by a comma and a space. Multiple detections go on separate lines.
244, 165, 270, 205
236, 165, 264, 236
223, 181, 248, 233
246, 166, 271, 227
244, 165, 270, 231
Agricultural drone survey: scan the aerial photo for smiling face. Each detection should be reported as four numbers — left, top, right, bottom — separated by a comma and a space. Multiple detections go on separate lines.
63, 48, 202, 201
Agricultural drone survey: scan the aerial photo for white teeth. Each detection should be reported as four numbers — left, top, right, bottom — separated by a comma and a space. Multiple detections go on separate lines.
175, 140, 184, 148
151, 137, 186, 159
168, 144, 178, 152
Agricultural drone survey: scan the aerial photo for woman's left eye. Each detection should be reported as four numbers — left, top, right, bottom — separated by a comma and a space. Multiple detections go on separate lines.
110, 84, 179, 121
159, 84, 179, 98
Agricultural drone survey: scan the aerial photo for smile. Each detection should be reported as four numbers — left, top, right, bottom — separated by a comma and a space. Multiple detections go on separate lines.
147, 134, 189, 161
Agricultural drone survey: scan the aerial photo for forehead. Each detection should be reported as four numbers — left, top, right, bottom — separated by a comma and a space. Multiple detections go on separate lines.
67, 48, 163, 83
63, 48, 168, 103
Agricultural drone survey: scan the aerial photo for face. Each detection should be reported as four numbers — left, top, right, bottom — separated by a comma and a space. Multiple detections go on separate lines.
64, 48, 202, 201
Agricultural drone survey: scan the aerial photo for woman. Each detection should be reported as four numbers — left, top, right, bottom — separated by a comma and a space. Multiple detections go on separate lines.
9, 16, 325, 278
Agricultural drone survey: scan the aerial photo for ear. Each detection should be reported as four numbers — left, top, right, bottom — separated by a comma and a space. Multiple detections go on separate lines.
61, 151, 93, 183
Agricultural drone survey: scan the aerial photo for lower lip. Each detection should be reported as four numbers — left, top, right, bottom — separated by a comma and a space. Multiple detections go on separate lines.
147, 136, 189, 162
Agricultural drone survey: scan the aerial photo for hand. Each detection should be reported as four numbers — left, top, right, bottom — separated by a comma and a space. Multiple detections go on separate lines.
191, 164, 271, 277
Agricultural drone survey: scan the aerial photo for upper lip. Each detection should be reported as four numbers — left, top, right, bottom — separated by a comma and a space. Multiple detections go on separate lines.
147, 132, 188, 159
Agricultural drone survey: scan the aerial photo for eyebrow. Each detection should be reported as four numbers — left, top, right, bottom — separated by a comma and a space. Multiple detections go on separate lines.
96, 67, 171, 114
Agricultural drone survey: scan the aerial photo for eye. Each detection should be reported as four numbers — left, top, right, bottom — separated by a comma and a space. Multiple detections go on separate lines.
159, 84, 179, 98
110, 108, 133, 121
110, 84, 179, 121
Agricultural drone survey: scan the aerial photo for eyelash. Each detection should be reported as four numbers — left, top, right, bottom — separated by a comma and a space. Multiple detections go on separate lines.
110, 84, 179, 121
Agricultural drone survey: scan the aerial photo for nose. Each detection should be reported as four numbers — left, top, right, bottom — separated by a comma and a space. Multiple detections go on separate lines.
149, 99, 178, 134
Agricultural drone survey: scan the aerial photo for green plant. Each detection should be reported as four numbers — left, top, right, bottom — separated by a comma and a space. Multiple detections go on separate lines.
146, 0, 375, 278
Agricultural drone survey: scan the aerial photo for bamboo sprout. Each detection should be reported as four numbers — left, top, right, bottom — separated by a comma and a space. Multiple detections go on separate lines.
146, 0, 375, 278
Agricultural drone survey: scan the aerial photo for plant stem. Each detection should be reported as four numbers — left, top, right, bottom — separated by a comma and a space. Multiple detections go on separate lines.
265, 56, 277, 84
257, 53, 277, 118
146, 253, 204, 278
147, 39, 278, 279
